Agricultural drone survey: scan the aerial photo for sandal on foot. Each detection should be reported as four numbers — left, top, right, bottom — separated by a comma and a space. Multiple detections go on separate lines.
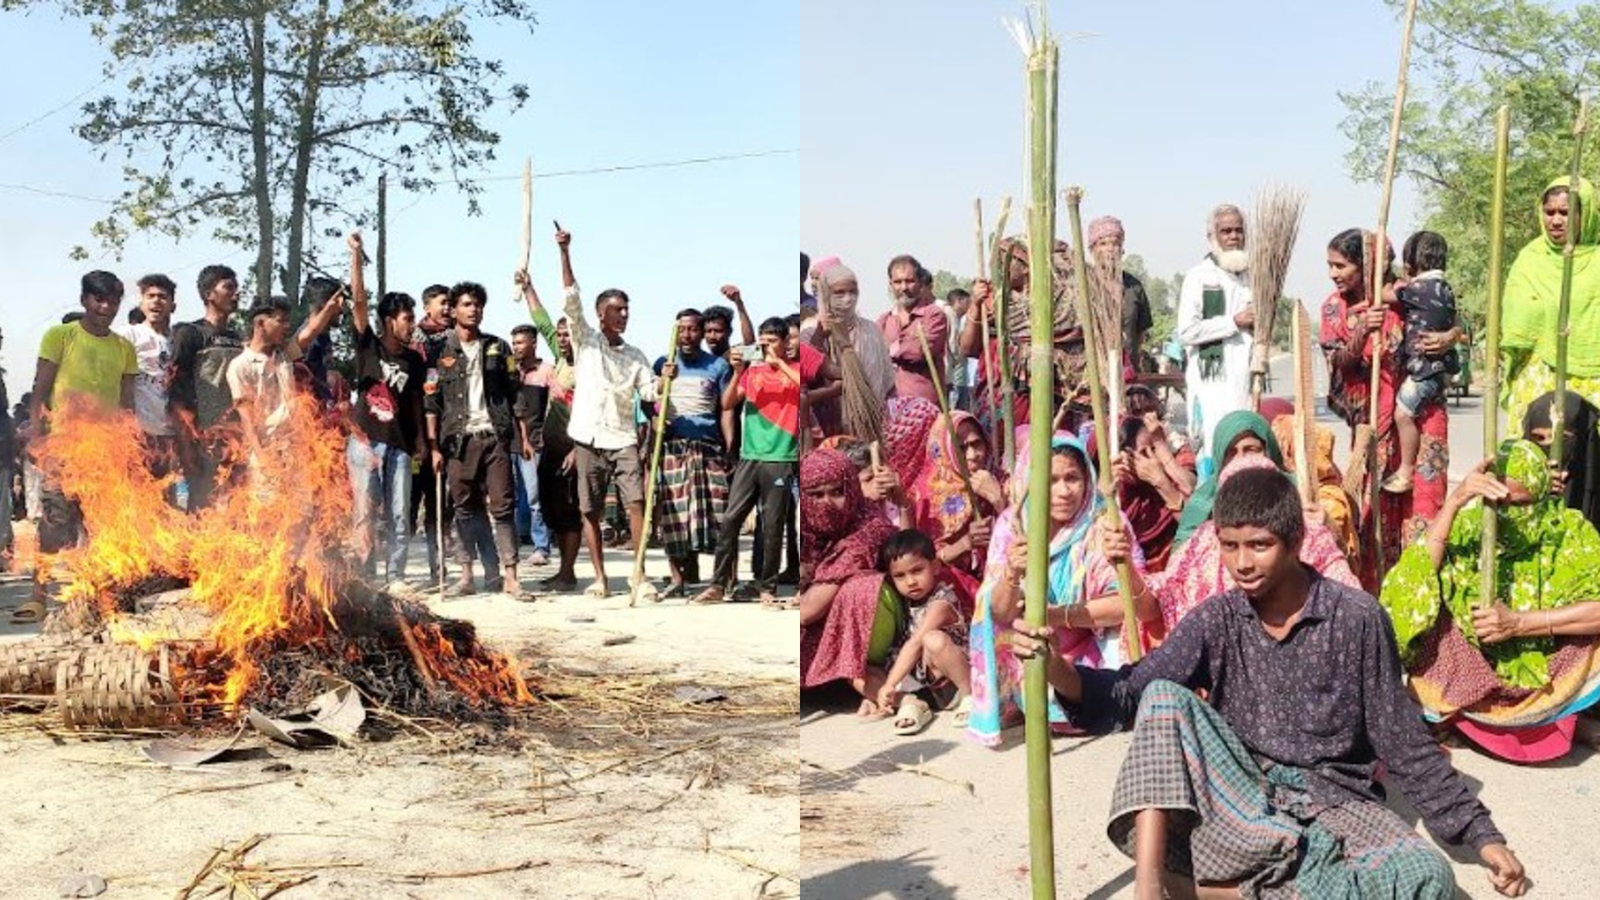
690, 587, 727, 605
949, 695, 974, 730
1381, 473, 1414, 494
582, 581, 610, 599
892, 696, 933, 736
9, 599, 46, 625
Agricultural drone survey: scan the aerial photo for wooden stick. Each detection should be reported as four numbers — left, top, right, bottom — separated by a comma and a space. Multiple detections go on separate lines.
916, 326, 979, 504
1292, 302, 1316, 505
1067, 188, 1142, 665
630, 323, 680, 607
521, 158, 533, 274
1022, 31, 1060, 900
1367, 0, 1420, 577
976, 197, 1001, 422
1480, 105, 1511, 608
1552, 99, 1590, 469
975, 197, 986, 278
991, 199, 1017, 472
436, 470, 446, 600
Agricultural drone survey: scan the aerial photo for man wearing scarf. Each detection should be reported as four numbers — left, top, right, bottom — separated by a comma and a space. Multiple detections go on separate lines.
1178, 204, 1255, 478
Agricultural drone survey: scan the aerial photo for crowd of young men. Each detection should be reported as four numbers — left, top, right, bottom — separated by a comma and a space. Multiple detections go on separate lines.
1, 227, 806, 616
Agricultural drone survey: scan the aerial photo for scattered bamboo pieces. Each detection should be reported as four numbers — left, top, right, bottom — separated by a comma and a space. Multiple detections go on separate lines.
1248, 186, 1308, 410
389, 859, 546, 884
1481, 105, 1511, 605
177, 833, 336, 900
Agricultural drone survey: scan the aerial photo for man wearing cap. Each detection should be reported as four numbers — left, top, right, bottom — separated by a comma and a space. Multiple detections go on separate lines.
1089, 216, 1154, 374
1177, 204, 1255, 477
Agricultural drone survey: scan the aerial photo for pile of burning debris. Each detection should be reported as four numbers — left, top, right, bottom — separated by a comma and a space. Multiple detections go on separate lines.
0, 397, 531, 736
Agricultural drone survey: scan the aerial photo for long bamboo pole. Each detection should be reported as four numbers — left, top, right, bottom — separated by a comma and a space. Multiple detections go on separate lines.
1292, 302, 1316, 505
1366, 0, 1420, 578
629, 324, 680, 607
376, 173, 388, 299
1021, 31, 1059, 900
521, 158, 534, 273
976, 198, 1001, 421
1066, 189, 1142, 665
1552, 100, 1590, 469
1480, 105, 1511, 607
995, 200, 1019, 474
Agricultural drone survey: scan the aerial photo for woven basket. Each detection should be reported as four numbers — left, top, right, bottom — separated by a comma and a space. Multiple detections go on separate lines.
0, 636, 88, 695
56, 643, 182, 730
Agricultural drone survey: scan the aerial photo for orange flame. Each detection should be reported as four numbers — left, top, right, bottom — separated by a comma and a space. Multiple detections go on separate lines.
36, 390, 530, 712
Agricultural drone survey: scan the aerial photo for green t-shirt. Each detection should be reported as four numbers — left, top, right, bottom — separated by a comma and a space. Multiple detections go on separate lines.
39, 322, 137, 411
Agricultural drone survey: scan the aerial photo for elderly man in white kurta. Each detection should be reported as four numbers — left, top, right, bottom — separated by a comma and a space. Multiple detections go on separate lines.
1177, 204, 1254, 478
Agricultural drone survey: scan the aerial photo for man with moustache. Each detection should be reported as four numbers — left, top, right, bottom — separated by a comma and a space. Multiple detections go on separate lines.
875, 255, 948, 404
653, 309, 732, 595
1178, 204, 1255, 477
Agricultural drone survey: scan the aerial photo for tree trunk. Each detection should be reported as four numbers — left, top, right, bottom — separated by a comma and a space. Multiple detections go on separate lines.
282, 0, 333, 312
248, 5, 272, 305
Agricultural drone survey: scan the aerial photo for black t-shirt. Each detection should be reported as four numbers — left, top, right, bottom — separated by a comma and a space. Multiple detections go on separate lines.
352, 328, 426, 450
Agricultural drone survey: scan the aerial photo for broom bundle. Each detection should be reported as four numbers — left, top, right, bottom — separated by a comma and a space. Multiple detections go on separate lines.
1247, 185, 1308, 410
817, 279, 885, 447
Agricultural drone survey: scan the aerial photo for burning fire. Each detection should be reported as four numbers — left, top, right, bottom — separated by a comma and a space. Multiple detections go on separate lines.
34, 392, 531, 712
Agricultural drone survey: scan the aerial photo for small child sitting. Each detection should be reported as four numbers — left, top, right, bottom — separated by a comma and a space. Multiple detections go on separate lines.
877, 529, 973, 736
1384, 231, 1459, 494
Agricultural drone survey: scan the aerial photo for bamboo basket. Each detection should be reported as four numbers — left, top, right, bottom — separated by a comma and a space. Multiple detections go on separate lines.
56, 643, 182, 730
0, 635, 90, 695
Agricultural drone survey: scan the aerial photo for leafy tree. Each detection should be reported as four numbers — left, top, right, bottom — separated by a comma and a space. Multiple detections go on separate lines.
931, 269, 974, 300
4, 0, 534, 312
1339, 0, 1596, 334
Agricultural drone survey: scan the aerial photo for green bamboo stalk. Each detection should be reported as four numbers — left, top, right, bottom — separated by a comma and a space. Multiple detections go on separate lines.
995, 223, 1019, 474
1022, 30, 1058, 900
1480, 105, 1510, 607
988, 197, 1014, 463
1553, 99, 1590, 468
1065, 189, 1142, 665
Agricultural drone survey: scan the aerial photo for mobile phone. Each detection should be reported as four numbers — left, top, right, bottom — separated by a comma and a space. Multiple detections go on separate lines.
552, 219, 562, 231
740, 344, 763, 363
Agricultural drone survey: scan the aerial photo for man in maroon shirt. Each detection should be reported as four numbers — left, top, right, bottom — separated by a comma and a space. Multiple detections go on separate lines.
875, 254, 948, 404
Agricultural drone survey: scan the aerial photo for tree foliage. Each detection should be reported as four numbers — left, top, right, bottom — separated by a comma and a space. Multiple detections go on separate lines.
6, 0, 534, 310
1339, 0, 1596, 333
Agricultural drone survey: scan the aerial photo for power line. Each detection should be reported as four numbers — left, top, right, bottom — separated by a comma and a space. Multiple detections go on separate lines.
473, 147, 798, 182
0, 74, 115, 146
0, 182, 114, 204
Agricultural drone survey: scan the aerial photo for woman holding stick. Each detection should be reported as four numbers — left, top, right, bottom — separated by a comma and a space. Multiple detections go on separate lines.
1381, 438, 1600, 763
1320, 229, 1455, 588
1502, 178, 1600, 427
965, 433, 1160, 747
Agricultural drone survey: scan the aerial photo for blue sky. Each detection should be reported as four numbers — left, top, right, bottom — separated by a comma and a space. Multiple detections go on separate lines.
0, 1, 799, 403
801, 0, 1427, 323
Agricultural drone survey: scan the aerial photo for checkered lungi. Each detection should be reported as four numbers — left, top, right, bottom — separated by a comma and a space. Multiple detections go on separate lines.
655, 436, 728, 558
1106, 680, 1455, 899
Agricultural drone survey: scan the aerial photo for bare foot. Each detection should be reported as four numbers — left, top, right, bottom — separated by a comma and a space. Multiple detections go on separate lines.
856, 698, 891, 719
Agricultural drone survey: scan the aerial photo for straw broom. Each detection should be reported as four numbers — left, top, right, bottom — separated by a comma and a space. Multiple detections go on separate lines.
1552, 99, 1590, 470
1248, 186, 1308, 411
1084, 242, 1126, 454
1365, 0, 1419, 576
629, 324, 681, 607
817, 279, 885, 446
1066, 189, 1142, 667
1480, 105, 1511, 606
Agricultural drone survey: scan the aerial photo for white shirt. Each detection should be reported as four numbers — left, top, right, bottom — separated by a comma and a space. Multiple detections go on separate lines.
116, 321, 173, 436
225, 346, 295, 437
1176, 255, 1254, 469
562, 284, 658, 450
459, 339, 494, 432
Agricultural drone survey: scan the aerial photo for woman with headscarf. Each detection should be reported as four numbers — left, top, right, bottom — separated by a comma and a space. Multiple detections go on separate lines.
1156, 453, 1361, 632
799, 448, 901, 715
803, 258, 894, 438
1523, 390, 1600, 529
1502, 177, 1600, 427
1321, 228, 1455, 584
966, 434, 1161, 746
909, 409, 1004, 596
1272, 413, 1362, 566
1381, 440, 1600, 763
1173, 410, 1284, 546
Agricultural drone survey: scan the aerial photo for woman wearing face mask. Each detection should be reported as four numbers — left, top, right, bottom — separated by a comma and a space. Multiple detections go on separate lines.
1381, 440, 1600, 763
803, 258, 894, 438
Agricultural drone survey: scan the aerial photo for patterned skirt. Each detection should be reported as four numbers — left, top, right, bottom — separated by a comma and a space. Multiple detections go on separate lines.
1107, 681, 1455, 899
655, 437, 729, 557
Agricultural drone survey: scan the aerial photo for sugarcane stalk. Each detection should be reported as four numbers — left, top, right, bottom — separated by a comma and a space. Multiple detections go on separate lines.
1067, 189, 1142, 666
629, 324, 680, 607
1480, 105, 1511, 608
1367, 0, 1419, 576
1020, 30, 1059, 900
1553, 99, 1590, 469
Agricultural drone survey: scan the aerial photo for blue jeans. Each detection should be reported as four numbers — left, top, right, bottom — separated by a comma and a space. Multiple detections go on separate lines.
512, 449, 552, 554
347, 437, 414, 582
